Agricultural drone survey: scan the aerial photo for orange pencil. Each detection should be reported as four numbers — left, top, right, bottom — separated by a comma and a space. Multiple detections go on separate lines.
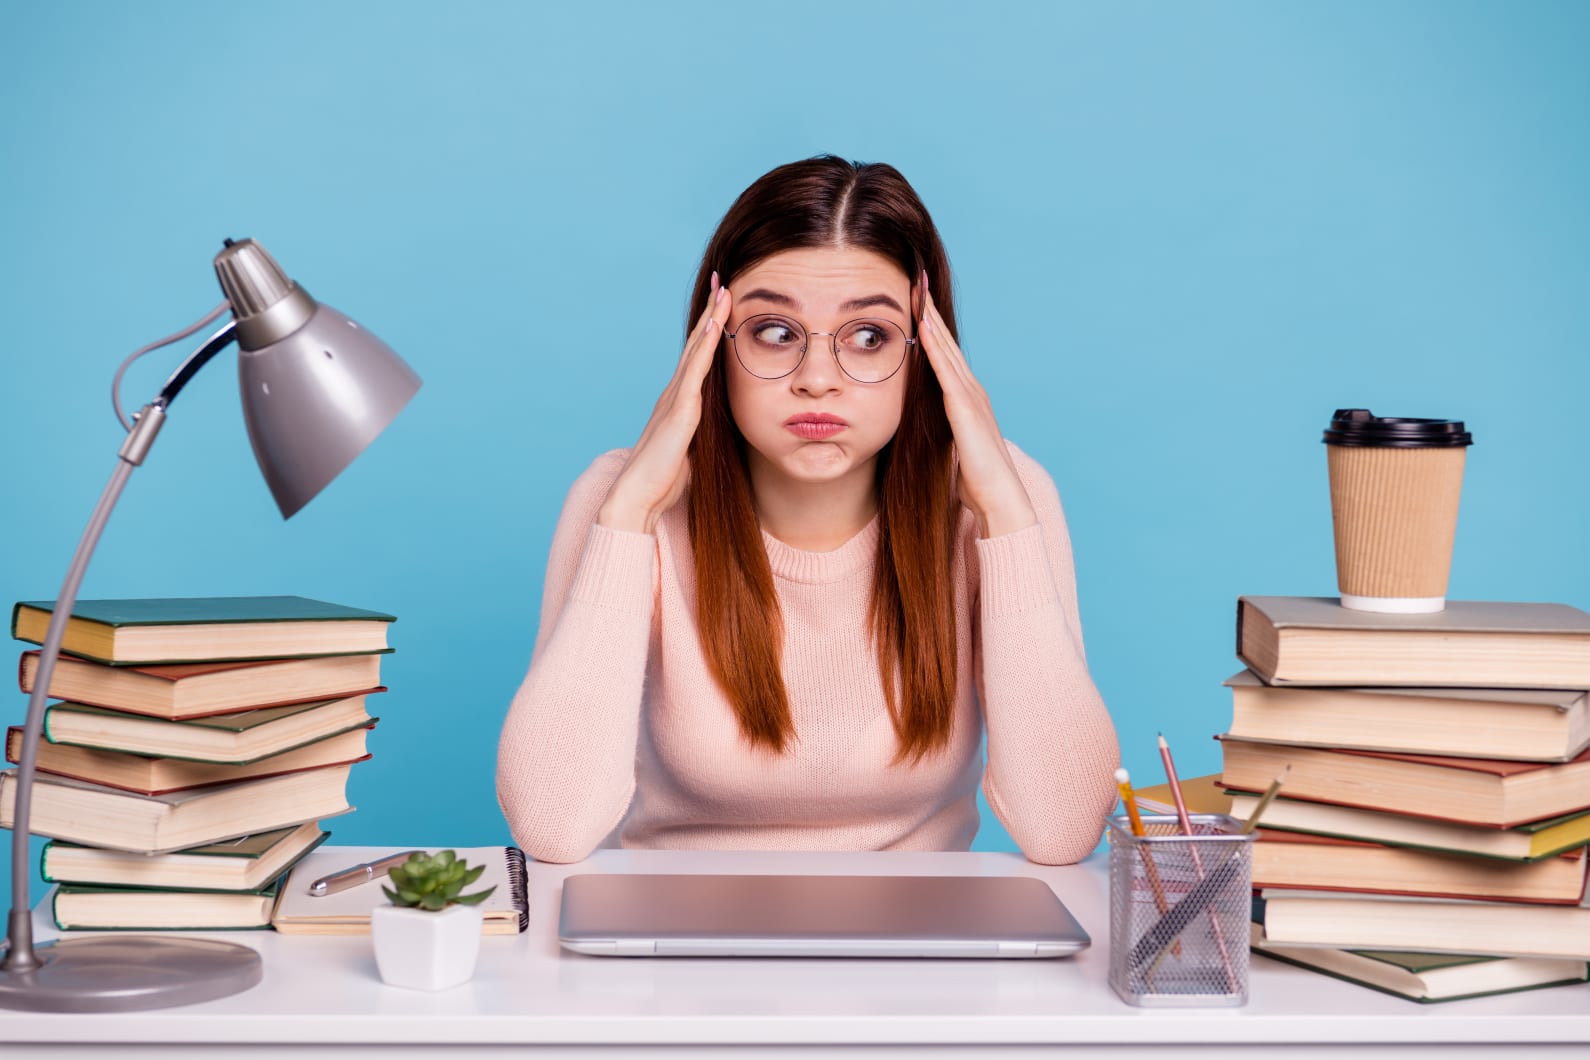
1115, 767, 1179, 960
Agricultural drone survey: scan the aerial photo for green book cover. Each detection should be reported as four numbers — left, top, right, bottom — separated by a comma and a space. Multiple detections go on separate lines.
1229, 790, 1590, 863
1253, 943, 1589, 1004
1351, 950, 1500, 974
42, 829, 330, 892
39, 695, 380, 764
56, 875, 285, 898
14, 596, 396, 629
12, 596, 397, 666
47, 697, 349, 734
45, 824, 307, 862
52, 875, 286, 931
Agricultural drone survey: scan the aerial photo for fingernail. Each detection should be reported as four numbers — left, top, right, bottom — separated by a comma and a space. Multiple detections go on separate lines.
922, 269, 930, 292
710, 270, 719, 293
715, 285, 727, 305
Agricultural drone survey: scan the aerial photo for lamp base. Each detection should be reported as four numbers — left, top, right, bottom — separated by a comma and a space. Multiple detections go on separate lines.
0, 936, 262, 1012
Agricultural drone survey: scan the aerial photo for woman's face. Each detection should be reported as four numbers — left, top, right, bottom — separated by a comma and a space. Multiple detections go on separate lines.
723, 246, 915, 496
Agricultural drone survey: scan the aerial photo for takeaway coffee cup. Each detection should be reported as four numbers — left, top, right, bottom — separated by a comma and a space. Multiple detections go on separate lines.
1323, 409, 1473, 614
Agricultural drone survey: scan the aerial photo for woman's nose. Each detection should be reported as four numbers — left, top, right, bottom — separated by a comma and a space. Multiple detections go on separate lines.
791, 333, 842, 394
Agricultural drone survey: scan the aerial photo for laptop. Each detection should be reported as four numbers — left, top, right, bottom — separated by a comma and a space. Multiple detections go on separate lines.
558, 872, 1091, 958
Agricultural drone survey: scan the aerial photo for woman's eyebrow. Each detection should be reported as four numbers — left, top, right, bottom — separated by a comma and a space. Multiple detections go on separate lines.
839, 294, 905, 314
737, 288, 799, 308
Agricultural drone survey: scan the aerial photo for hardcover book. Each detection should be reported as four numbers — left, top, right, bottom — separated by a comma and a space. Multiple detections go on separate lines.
11, 596, 396, 666
1227, 791, 1590, 863
1, 764, 355, 854
1219, 736, 1590, 828
1236, 596, 1590, 688
41, 822, 329, 892
1253, 890, 1590, 960
36, 692, 381, 763
8, 725, 372, 795
18, 649, 385, 720
1248, 923, 1589, 1003
1129, 773, 1233, 817
53, 876, 286, 931
1224, 670, 1590, 762
1251, 828, 1590, 904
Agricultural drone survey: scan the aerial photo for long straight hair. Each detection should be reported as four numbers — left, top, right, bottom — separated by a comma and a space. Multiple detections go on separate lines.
686, 156, 960, 762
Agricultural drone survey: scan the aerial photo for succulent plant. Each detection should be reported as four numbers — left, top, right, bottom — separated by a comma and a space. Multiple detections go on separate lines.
382, 850, 496, 912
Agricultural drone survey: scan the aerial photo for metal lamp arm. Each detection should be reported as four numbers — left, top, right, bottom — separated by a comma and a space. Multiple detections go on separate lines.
158, 320, 237, 407
2, 324, 238, 974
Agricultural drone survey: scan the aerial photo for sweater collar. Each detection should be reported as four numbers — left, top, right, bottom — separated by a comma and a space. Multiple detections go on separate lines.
760, 515, 881, 585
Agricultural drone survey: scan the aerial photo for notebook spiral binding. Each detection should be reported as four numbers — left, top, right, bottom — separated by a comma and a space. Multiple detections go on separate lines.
506, 846, 529, 932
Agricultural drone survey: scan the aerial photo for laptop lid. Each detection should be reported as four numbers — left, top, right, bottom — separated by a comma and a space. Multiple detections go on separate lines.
558, 873, 1091, 958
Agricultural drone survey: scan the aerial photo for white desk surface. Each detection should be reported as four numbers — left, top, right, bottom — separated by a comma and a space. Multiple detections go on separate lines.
3, 846, 1589, 1058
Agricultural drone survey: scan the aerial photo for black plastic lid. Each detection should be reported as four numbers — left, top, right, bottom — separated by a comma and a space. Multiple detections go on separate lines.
1322, 409, 1472, 448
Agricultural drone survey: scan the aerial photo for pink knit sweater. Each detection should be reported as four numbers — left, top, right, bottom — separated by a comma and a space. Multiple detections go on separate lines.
496, 442, 1120, 865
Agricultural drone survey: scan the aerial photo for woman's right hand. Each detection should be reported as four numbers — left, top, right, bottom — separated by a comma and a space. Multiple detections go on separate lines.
597, 274, 732, 534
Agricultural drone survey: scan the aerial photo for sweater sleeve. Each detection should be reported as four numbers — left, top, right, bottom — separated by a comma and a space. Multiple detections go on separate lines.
496, 450, 658, 863
975, 441, 1121, 865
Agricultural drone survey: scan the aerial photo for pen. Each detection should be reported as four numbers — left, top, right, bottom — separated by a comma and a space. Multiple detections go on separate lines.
1157, 733, 1239, 992
1129, 845, 1247, 969
308, 851, 421, 897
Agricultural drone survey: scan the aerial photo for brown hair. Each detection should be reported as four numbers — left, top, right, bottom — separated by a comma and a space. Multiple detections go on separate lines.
685, 156, 959, 762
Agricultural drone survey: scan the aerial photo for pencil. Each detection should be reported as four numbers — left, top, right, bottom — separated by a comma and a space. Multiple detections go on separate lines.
1157, 733, 1239, 993
1239, 766, 1290, 836
1116, 767, 1179, 961
1115, 767, 1148, 836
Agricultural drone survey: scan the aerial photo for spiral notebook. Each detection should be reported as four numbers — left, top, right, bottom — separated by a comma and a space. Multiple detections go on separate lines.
271, 845, 528, 935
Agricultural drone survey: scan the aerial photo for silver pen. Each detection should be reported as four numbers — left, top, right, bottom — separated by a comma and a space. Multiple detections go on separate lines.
307, 850, 422, 897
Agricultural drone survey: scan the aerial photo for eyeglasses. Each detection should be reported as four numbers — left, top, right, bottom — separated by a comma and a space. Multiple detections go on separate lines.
724, 314, 915, 383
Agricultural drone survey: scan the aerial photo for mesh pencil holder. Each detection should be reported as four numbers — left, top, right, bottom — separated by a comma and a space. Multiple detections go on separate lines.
1107, 814, 1253, 1007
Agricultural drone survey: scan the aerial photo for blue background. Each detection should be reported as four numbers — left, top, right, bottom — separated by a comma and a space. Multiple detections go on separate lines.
3, 1, 1587, 911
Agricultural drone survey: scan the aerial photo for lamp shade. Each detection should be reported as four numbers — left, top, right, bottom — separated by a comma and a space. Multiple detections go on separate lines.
216, 240, 421, 517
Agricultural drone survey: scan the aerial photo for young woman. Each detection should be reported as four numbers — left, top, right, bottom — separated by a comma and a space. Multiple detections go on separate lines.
497, 156, 1119, 865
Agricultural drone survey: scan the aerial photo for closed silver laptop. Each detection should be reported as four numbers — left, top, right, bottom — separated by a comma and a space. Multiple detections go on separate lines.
558, 873, 1091, 958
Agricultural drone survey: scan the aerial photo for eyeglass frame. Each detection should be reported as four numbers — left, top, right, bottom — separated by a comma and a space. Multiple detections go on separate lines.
722, 312, 917, 384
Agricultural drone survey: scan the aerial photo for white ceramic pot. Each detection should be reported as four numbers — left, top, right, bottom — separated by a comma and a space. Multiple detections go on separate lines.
370, 903, 483, 991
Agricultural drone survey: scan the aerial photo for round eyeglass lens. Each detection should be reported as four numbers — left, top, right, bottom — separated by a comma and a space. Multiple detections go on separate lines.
834, 319, 908, 382
734, 314, 806, 379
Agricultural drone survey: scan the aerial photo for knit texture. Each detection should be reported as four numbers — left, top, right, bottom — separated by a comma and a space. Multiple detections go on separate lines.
497, 441, 1120, 865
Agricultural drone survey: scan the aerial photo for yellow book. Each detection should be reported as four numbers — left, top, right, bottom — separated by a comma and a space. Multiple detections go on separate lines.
1131, 772, 1232, 817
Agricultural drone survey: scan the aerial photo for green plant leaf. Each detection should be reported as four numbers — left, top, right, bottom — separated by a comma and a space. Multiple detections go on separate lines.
454, 886, 496, 906
374, 850, 492, 909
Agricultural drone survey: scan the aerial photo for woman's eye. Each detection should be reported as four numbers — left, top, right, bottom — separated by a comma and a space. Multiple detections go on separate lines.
845, 326, 888, 352
752, 323, 799, 346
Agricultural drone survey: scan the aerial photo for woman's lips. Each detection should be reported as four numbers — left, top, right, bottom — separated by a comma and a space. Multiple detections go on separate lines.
785, 414, 848, 441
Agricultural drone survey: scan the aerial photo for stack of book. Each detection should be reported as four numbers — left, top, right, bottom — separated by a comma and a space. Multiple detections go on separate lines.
1218, 594, 1590, 1003
0, 596, 394, 931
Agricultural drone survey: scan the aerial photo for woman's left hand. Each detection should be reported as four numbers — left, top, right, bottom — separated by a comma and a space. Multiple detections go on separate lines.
916, 278, 1038, 538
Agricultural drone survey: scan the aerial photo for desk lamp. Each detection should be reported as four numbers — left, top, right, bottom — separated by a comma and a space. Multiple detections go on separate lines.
0, 238, 421, 1011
